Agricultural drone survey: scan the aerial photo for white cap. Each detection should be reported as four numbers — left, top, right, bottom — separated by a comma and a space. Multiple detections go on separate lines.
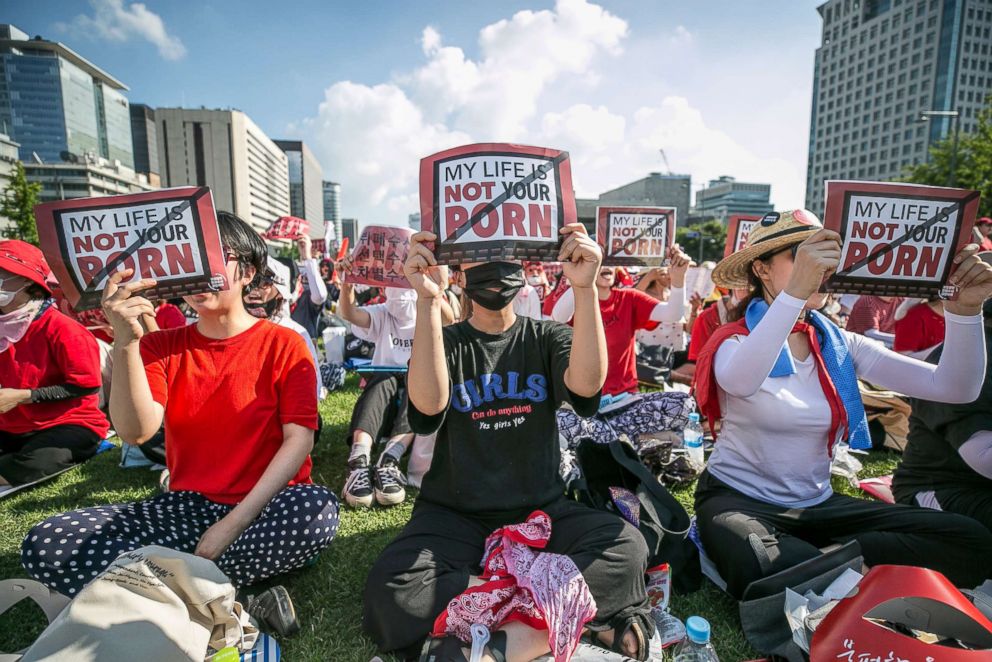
266, 256, 292, 300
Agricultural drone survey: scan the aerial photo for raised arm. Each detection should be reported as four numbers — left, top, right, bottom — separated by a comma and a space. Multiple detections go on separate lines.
558, 224, 607, 397
405, 232, 450, 415
649, 246, 690, 323
298, 235, 328, 305
102, 270, 164, 444
334, 257, 372, 329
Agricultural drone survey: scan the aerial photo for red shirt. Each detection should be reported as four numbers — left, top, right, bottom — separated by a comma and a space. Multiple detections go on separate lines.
155, 303, 187, 330
846, 296, 902, 335
894, 303, 945, 353
600, 288, 660, 396
0, 307, 109, 437
688, 303, 723, 361
140, 320, 318, 504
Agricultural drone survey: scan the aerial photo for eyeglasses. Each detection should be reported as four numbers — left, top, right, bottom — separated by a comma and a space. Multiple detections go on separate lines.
756, 243, 800, 263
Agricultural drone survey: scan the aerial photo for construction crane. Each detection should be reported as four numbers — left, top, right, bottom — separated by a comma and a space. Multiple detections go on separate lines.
658, 148, 673, 175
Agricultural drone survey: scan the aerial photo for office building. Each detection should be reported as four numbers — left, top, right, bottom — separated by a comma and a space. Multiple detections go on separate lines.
275, 140, 323, 236
155, 108, 290, 234
576, 172, 691, 233
341, 218, 358, 245
0, 24, 134, 168
0, 132, 19, 232
25, 153, 155, 203
129, 103, 160, 187
806, 0, 992, 214
694, 176, 773, 223
408, 212, 421, 230
322, 180, 342, 245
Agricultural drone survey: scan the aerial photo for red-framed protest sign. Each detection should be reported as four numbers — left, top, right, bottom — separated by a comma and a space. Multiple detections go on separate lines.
347, 224, 414, 288
724, 214, 761, 257
419, 143, 576, 264
35, 187, 227, 310
822, 180, 980, 298
596, 206, 676, 266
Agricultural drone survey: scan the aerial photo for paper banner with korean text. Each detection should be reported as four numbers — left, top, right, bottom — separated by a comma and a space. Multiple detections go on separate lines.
724, 215, 761, 257
347, 224, 414, 288
420, 143, 575, 264
822, 181, 980, 298
685, 262, 716, 300
596, 206, 676, 266
35, 187, 227, 310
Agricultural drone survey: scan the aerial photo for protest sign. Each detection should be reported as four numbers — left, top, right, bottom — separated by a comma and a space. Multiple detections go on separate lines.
347, 225, 414, 288
262, 215, 309, 241
596, 206, 676, 266
685, 262, 716, 299
724, 215, 760, 257
35, 187, 227, 310
419, 143, 576, 264
822, 181, 980, 298
311, 238, 326, 257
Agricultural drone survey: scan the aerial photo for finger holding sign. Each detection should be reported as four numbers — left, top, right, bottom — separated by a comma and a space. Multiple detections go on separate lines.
947, 244, 992, 314
784, 230, 842, 300
404, 231, 443, 300
101, 269, 157, 345
559, 224, 602, 289
667, 244, 691, 288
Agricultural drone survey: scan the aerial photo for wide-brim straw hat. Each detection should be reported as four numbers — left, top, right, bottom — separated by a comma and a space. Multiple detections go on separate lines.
712, 209, 822, 289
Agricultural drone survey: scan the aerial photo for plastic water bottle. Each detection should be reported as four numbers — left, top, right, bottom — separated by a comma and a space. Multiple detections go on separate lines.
672, 616, 719, 661
683, 413, 705, 469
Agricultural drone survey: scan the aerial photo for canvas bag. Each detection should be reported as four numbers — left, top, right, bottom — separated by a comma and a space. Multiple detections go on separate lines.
568, 437, 701, 594
21, 545, 257, 662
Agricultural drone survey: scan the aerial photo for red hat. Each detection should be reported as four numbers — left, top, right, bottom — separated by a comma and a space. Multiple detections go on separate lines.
0, 240, 53, 294
977, 216, 992, 226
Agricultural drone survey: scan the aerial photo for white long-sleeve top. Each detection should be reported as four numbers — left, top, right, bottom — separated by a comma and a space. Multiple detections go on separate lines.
299, 258, 328, 305
707, 291, 986, 507
550, 286, 686, 325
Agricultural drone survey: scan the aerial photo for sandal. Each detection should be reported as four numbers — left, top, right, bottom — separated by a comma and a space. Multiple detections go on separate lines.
586, 613, 654, 661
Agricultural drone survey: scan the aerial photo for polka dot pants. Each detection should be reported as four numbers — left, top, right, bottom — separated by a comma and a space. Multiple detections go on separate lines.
20, 484, 339, 596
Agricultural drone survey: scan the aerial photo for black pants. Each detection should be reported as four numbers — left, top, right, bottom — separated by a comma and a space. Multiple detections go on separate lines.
138, 427, 167, 465
695, 470, 992, 599
0, 425, 101, 485
363, 497, 651, 656
897, 485, 992, 534
348, 373, 410, 444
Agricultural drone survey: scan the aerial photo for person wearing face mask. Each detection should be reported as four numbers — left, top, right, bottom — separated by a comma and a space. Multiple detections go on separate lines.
22, 213, 337, 635
335, 256, 453, 508
0, 241, 108, 495
511, 266, 544, 319
692, 209, 992, 599
364, 225, 660, 662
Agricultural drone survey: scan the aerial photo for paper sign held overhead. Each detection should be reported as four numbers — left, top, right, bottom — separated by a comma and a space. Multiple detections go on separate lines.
596, 206, 676, 267
347, 225, 414, 288
420, 143, 575, 264
822, 181, 980, 298
724, 215, 761, 257
35, 187, 228, 310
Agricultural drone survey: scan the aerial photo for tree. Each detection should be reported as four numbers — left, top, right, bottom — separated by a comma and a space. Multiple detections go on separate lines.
676, 219, 727, 263
0, 162, 42, 245
901, 95, 992, 218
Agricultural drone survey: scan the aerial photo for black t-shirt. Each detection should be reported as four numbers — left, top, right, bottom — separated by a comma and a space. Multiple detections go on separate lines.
893, 337, 992, 501
291, 284, 324, 340
410, 316, 600, 515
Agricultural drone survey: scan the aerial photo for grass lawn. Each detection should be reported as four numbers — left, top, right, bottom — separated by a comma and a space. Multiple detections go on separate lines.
0, 377, 901, 661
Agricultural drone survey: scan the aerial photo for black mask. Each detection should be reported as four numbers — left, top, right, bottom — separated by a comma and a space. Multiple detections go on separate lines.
246, 297, 281, 319
464, 261, 525, 311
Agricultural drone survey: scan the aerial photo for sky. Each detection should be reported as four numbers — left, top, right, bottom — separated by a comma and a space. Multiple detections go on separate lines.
10, 0, 827, 226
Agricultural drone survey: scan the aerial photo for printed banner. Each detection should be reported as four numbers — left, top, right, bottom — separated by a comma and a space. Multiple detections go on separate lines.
724, 214, 761, 257
822, 181, 980, 298
685, 263, 716, 299
596, 206, 676, 266
347, 224, 414, 288
35, 187, 227, 310
263, 215, 309, 241
419, 143, 575, 264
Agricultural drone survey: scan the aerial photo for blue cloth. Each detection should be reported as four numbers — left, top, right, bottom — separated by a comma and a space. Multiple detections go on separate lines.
745, 298, 871, 449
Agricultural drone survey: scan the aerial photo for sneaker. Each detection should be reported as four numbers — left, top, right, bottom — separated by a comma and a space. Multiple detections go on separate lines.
373, 455, 407, 506
245, 585, 299, 637
343, 457, 374, 508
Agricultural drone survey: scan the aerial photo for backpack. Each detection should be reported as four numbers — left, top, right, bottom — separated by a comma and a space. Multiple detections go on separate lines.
567, 437, 702, 595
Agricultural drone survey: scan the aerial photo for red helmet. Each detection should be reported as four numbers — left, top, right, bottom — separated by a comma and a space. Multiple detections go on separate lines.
0, 240, 52, 294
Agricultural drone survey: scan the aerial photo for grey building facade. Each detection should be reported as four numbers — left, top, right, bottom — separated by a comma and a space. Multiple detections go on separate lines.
341, 218, 358, 246
694, 176, 773, 223
129, 103, 159, 186
275, 140, 323, 236
322, 180, 342, 245
577, 172, 691, 233
805, 0, 992, 215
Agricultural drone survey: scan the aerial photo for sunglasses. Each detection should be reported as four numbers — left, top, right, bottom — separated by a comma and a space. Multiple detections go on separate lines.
756, 243, 800, 263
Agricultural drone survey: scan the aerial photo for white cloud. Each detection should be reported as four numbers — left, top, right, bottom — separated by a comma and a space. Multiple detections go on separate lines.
669, 25, 694, 47
58, 0, 186, 61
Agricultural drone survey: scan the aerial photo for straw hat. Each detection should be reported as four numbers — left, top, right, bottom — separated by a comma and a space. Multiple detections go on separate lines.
712, 209, 822, 288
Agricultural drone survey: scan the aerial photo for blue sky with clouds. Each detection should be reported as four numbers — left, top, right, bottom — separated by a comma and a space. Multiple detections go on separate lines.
10, 1, 826, 224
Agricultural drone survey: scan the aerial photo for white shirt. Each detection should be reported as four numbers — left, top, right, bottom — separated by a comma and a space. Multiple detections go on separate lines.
636, 321, 686, 351
512, 284, 543, 320
351, 304, 415, 367
706, 291, 986, 508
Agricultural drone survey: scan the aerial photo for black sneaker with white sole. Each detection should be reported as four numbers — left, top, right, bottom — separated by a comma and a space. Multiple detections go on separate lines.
343, 457, 374, 508
373, 455, 407, 506
245, 585, 299, 637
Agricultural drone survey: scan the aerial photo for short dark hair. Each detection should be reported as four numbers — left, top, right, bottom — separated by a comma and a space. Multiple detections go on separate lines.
216, 211, 267, 282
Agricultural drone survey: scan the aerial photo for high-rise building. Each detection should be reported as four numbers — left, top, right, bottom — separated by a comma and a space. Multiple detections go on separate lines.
322, 180, 342, 245
408, 212, 421, 230
275, 140, 323, 236
805, 0, 992, 214
25, 153, 155, 203
576, 172, 691, 233
155, 108, 290, 234
129, 103, 159, 186
341, 218, 358, 246
0, 132, 19, 231
0, 24, 134, 168
694, 176, 773, 223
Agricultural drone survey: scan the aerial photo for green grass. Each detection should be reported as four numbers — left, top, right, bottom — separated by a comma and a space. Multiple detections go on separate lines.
0, 377, 901, 660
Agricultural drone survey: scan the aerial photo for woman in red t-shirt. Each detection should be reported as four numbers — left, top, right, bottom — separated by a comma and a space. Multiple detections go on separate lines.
22, 214, 338, 629
0, 241, 108, 494
894, 300, 945, 357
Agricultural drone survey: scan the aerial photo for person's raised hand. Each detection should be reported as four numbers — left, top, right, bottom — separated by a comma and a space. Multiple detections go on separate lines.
558, 224, 603, 289
336, 255, 354, 285
667, 245, 691, 287
296, 234, 313, 261
404, 231, 446, 300
689, 291, 704, 312
946, 244, 992, 315
101, 269, 156, 345
784, 229, 842, 301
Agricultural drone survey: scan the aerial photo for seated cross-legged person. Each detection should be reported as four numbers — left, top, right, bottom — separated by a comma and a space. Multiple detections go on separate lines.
21, 213, 339, 620
363, 225, 657, 661
693, 208, 992, 599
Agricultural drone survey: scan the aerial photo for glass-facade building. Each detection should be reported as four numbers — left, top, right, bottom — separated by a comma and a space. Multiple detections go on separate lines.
694, 176, 774, 223
0, 24, 133, 167
275, 139, 324, 233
